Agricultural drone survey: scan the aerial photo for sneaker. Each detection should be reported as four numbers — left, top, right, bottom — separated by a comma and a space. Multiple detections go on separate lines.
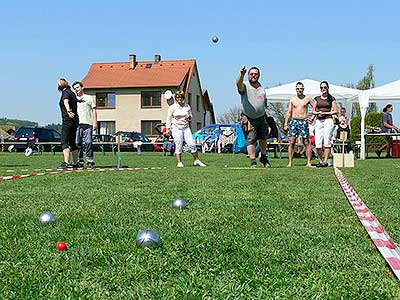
250, 161, 257, 168
375, 150, 381, 158
57, 162, 73, 169
73, 161, 84, 169
260, 155, 271, 168
87, 161, 95, 169
193, 160, 206, 167
177, 162, 184, 168
316, 162, 328, 168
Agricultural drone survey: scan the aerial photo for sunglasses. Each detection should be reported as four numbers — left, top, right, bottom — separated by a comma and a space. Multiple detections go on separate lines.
296, 88, 304, 90
320, 86, 328, 90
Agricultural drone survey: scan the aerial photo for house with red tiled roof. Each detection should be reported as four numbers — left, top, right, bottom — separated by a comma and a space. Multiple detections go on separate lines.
82, 54, 215, 138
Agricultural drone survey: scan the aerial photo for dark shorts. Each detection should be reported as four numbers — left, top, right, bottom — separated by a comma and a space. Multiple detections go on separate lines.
288, 119, 309, 138
61, 120, 78, 151
246, 116, 268, 145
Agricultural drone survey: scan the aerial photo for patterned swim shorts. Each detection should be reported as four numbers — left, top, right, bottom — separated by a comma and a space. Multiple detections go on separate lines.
288, 119, 309, 138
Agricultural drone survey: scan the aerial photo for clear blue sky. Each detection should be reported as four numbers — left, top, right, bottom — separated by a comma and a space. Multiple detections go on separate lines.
1, 0, 400, 125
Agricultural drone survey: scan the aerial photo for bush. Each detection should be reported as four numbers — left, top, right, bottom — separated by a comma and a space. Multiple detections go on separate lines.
350, 117, 361, 144
350, 112, 385, 152
366, 112, 385, 151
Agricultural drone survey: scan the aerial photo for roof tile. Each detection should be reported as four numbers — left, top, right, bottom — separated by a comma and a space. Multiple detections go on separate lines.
82, 59, 196, 89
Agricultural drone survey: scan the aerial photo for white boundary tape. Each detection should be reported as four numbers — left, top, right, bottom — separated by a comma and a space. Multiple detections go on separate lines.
0, 167, 166, 182
335, 167, 400, 280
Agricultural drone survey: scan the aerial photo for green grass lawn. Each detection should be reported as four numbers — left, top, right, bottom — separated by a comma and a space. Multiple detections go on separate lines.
1, 152, 400, 299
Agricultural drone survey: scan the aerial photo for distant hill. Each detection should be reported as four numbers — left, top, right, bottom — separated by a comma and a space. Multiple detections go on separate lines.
0, 117, 38, 129
0, 117, 62, 133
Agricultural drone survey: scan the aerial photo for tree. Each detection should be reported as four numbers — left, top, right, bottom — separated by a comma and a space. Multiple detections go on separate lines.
267, 102, 288, 129
351, 64, 377, 117
45, 123, 62, 132
356, 64, 374, 90
217, 106, 242, 124
0, 117, 38, 129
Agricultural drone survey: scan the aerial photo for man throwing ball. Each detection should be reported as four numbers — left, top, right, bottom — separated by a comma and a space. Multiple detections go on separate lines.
283, 82, 313, 167
237, 66, 270, 168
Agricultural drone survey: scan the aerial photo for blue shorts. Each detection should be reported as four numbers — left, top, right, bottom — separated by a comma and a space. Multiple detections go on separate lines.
288, 119, 309, 138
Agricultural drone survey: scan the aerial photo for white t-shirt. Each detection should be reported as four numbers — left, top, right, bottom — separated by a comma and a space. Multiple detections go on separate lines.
166, 103, 192, 130
77, 94, 96, 125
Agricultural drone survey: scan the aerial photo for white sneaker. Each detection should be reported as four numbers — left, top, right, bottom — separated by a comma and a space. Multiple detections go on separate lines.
177, 162, 184, 168
193, 160, 206, 167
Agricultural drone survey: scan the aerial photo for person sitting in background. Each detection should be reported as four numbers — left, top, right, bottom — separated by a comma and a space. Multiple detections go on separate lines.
339, 107, 349, 125
376, 104, 400, 158
334, 116, 352, 153
202, 129, 216, 153
218, 129, 235, 153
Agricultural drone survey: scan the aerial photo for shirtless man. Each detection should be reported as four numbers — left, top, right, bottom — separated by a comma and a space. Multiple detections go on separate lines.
283, 82, 313, 167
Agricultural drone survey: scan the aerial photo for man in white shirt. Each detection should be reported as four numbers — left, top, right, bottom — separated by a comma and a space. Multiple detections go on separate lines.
73, 81, 97, 168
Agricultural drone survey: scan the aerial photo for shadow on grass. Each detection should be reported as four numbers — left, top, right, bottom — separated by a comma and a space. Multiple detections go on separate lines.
0, 164, 29, 167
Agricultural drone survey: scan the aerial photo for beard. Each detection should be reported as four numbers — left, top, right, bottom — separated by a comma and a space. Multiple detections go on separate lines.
249, 77, 258, 84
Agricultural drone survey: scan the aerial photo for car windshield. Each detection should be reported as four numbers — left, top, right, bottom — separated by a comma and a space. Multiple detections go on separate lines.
131, 133, 150, 142
16, 128, 35, 137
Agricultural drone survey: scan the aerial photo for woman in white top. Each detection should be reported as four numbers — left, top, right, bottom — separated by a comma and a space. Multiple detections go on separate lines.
165, 91, 206, 168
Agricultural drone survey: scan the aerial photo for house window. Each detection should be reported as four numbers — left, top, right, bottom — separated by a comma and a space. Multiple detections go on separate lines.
196, 95, 200, 112
141, 120, 161, 136
187, 93, 192, 106
196, 122, 202, 130
96, 93, 116, 108
98, 121, 115, 135
141, 91, 161, 108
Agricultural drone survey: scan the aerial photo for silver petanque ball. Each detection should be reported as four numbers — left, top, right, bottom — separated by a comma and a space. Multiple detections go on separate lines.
39, 212, 56, 224
212, 36, 219, 43
136, 229, 161, 248
172, 198, 187, 209
224, 164, 229, 168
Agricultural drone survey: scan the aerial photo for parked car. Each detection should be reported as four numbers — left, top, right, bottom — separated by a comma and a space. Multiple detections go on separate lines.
114, 131, 154, 151
11, 126, 61, 151
92, 134, 115, 143
92, 134, 115, 152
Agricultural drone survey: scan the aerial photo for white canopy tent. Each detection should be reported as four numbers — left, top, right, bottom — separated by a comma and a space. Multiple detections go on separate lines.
265, 79, 361, 115
359, 80, 400, 160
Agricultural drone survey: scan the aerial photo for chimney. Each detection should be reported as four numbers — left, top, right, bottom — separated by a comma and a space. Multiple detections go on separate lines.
154, 54, 161, 64
129, 54, 136, 69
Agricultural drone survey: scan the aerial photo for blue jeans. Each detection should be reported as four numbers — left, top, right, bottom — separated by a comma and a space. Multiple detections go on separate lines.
76, 124, 94, 162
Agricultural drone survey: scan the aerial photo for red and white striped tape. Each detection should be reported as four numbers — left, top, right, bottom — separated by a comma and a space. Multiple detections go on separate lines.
0, 167, 166, 182
0, 168, 58, 173
335, 167, 400, 280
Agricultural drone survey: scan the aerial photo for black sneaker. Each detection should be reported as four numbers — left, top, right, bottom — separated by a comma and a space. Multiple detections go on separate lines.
73, 161, 84, 169
316, 162, 327, 168
260, 155, 271, 168
57, 162, 73, 169
250, 160, 257, 168
319, 162, 329, 168
87, 161, 95, 169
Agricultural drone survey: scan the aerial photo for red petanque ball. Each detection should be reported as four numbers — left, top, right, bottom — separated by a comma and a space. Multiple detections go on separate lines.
56, 241, 67, 251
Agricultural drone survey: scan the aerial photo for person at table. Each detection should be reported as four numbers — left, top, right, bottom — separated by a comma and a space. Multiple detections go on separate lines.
376, 104, 400, 158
